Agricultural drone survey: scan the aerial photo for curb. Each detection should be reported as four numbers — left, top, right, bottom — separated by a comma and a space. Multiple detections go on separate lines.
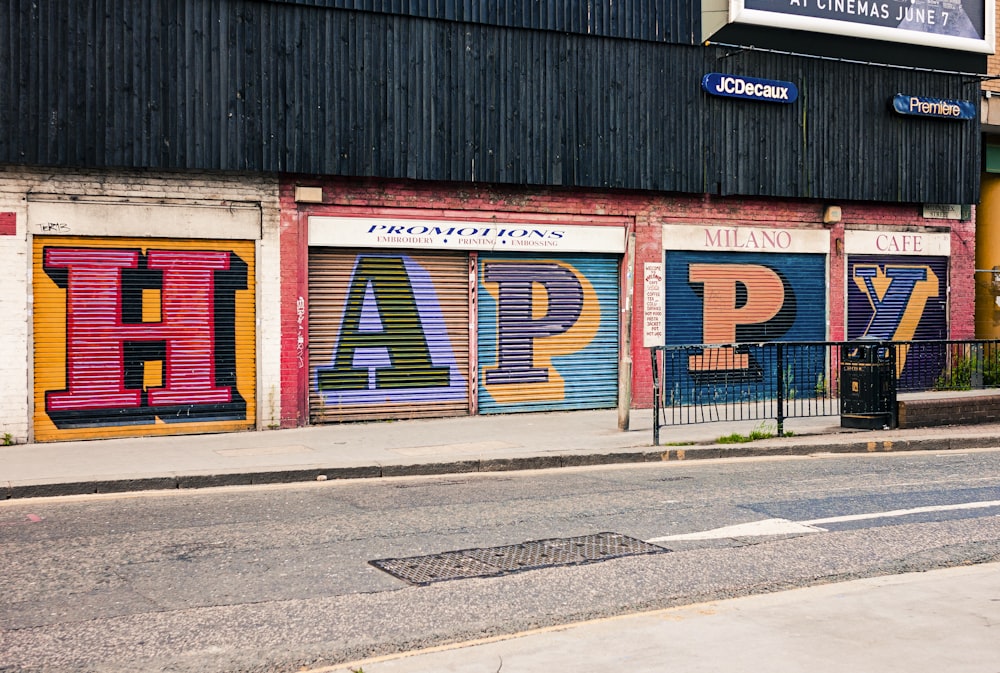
4, 434, 999, 500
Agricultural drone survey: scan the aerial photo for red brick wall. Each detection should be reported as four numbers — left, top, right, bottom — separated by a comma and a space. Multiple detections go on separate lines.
947, 209, 978, 340
898, 393, 1000, 427
280, 177, 976, 422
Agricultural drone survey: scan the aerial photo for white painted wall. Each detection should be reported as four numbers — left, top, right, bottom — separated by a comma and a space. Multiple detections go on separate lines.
0, 166, 282, 442
0, 181, 29, 442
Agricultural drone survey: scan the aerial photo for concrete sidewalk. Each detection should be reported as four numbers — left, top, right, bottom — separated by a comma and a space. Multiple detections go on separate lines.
325, 562, 1000, 673
4, 408, 1000, 498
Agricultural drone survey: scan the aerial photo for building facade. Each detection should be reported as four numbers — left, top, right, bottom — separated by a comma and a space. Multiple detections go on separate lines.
0, 0, 988, 441
278, 180, 976, 426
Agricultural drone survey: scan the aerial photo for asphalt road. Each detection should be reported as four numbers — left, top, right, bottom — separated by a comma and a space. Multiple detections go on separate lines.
2, 448, 1000, 673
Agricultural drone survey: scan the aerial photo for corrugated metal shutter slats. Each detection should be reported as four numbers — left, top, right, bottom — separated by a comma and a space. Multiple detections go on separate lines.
309, 249, 470, 422
662, 249, 826, 404
32, 236, 257, 441
847, 255, 948, 341
665, 251, 827, 346
846, 254, 949, 390
477, 254, 619, 413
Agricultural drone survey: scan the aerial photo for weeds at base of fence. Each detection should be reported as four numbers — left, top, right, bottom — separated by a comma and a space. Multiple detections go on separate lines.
716, 422, 793, 444
933, 351, 1000, 391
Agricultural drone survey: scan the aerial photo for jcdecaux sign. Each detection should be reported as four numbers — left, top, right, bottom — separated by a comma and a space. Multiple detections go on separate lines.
702, 73, 798, 104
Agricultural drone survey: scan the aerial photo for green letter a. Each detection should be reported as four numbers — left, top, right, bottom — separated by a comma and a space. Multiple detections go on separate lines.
317, 256, 450, 391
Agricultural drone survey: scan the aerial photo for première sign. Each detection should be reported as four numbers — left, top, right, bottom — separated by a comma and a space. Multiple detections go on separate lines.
892, 94, 976, 121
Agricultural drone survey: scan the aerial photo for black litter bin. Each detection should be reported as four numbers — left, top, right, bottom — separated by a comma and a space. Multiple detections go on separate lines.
840, 340, 897, 429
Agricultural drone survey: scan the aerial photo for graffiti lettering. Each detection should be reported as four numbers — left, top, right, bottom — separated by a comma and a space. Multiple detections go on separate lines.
853, 264, 939, 374
479, 258, 610, 408
317, 256, 449, 391
482, 262, 584, 384
665, 253, 823, 400
315, 255, 466, 407
296, 296, 306, 368
43, 247, 247, 427
853, 265, 939, 341
687, 264, 788, 371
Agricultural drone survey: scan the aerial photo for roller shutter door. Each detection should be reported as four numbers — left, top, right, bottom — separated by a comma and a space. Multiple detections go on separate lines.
32, 237, 257, 441
846, 255, 948, 341
665, 250, 826, 345
847, 254, 948, 389
663, 250, 826, 402
309, 249, 470, 422
477, 253, 619, 413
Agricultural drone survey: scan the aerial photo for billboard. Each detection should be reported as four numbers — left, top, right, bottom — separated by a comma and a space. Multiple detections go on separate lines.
731, 0, 994, 53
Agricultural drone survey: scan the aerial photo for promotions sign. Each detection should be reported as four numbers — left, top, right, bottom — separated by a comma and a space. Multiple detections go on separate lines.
731, 0, 994, 54
309, 217, 626, 253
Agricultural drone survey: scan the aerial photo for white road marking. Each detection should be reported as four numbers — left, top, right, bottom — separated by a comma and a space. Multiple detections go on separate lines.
801, 499, 1000, 526
647, 499, 1000, 543
646, 518, 824, 542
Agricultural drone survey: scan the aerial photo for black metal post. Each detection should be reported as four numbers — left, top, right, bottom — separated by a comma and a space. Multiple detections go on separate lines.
651, 348, 660, 446
888, 341, 898, 429
776, 342, 785, 437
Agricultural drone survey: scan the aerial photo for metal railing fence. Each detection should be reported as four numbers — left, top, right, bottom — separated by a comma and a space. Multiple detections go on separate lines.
650, 339, 1000, 445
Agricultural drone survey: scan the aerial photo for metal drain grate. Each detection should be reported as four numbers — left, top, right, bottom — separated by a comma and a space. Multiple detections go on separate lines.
371, 551, 499, 585
464, 540, 584, 571
560, 532, 666, 560
370, 532, 668, 585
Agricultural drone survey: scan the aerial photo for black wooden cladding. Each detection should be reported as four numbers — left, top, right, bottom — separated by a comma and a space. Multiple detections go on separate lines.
271, 0, 698, 43
0, 0, 980, 203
